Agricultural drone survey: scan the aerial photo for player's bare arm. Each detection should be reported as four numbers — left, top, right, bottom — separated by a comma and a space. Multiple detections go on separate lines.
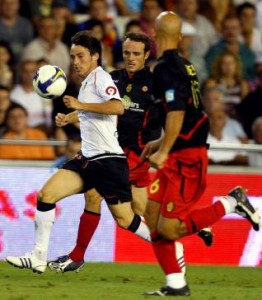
55, 111, 79, 127
63, 95, 124, 115
140, 138, 163, 162
149, 110, 185, 169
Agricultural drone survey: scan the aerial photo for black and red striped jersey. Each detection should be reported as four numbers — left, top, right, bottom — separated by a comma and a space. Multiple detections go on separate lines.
110, 67, 163, 155
153, 49, 209, 151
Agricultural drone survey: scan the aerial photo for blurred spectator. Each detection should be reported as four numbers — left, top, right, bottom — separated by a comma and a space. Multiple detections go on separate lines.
198, 0, 235, 34
52, 135, 81, 168
0, 85, 15, 135
0, 0, 34, 63
85, 19, 114, 70
10, 60, 53, 133
248, 116, 262, 166
256, 0, 262, 33
175, 0, 218, 58
207, 104, 248, 165
113, 0, 142, 16
237, 60, 262, 138
138, 0, 163, 63
0, 103, 55, 160
203, 51, 249, 119
236, 2, 262, 60
78, 0, 122, 66
202, 87, 248, 143
19, 0, 55, 21
51, 2, 78, 48
124, 19, 143, 34
205, 14, 256, 81
0, 41, 15, 89
179, 21, 208, 84
21, 16, 70, 74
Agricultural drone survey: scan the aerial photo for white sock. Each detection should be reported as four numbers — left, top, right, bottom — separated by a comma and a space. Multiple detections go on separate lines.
166, 273, 187, 289
134, 217, 151, 242
218, 196, 237, 214
34, 208, 55, 261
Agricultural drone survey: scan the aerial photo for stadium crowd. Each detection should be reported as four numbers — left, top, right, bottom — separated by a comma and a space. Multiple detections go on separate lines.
0, 0, 262, 166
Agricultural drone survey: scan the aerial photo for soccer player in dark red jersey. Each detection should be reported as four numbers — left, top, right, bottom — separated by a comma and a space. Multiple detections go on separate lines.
141, 11, 260, 297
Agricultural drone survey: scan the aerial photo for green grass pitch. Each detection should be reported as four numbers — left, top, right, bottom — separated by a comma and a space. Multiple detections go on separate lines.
1, 261, 261, 300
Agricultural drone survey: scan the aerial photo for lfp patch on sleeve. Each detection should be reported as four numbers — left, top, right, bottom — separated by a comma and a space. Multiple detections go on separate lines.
165, 89, 175, 102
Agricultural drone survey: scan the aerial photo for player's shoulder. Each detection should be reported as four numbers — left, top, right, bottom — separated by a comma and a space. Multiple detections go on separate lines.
96, 66, 114, 82
110, 68, 125, 80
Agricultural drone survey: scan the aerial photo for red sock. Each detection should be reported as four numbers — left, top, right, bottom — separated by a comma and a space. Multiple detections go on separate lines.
151, 232, 181, 275
69, 210, 100, 263
183, 201, 226, 235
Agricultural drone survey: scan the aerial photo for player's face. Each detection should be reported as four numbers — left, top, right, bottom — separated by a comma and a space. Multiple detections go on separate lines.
122, 39, 150, 74
70, 44, 98, 80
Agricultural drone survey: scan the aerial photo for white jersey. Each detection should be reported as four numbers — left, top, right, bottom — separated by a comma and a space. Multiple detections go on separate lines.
78, 66, 124, 158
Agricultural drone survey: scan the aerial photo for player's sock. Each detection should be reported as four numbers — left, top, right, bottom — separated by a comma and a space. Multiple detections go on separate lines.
183, 197, 236, 235
128, 214, 151, 241
34, 201, 56, 261
151, 232, 185, 288
69, 210, 101, 263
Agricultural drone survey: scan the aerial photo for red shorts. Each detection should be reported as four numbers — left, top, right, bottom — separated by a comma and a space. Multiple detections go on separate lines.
124, 149, 150, 187
148, 147, 208, 219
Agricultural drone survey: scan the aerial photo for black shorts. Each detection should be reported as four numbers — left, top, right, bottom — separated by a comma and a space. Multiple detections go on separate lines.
62, 152, 132, 205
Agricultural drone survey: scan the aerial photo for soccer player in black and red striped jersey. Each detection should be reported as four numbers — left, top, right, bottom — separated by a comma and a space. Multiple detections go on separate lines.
142, 11, 260, 297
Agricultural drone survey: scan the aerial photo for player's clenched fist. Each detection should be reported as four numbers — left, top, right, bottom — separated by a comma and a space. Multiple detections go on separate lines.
55, 113, 68, 127
63, 95, 81, 110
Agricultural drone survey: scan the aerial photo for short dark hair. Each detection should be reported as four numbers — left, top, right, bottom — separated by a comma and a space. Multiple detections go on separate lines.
71, 30, 102, 66
123, 32, 151, 53
0, 40, 15, 66
236, 2, 256, 17
4, 103, 28, 123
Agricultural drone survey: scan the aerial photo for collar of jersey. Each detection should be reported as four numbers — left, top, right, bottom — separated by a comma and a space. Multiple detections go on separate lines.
81, 66, 103, 86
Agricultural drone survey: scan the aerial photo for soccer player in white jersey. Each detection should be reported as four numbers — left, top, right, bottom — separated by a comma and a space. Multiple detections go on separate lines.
6, 31, 151, 273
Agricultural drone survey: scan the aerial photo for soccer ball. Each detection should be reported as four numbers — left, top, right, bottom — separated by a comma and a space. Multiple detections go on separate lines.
33, 65, 67, 99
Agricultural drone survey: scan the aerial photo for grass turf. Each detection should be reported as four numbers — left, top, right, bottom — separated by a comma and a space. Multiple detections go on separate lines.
0, 261, 261, 300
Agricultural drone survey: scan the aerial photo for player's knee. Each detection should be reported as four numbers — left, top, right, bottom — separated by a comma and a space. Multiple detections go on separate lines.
157, 224, 180, 240
37, 189, 56, 204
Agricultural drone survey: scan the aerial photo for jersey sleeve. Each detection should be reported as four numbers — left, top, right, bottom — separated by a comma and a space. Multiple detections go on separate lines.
153, 63, 187, 112
96, 70, 122, 102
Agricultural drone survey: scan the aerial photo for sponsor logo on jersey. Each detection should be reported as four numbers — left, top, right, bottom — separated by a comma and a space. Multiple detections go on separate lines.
122, 95, 131, 109
105, 86, 117, 96
126, 84, 132, 93
165, 89, 175, 102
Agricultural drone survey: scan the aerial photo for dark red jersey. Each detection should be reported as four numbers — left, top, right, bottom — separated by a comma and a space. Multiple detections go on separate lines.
110, 67, 162, 155
153, 49, 209, 151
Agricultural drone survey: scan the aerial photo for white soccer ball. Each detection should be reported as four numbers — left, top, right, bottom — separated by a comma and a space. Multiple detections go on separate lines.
33, 65, 67, 99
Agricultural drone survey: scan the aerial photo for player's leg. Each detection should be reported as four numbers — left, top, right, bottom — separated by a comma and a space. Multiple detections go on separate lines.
145, 186, 260, 297
144, 197, 189, 296
48, 188, 103, 272
6, 168, 84, 273
131, 185, 148, 216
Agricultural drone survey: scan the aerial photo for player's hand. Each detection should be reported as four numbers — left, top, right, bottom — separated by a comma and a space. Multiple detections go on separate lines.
140, 139, 161, 162
55, 113, 68, 127
148, 150, 168, 169
63, 95, 81, 110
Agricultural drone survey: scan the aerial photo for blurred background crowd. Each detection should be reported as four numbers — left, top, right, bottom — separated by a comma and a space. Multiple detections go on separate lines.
0, 0, 262, 167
